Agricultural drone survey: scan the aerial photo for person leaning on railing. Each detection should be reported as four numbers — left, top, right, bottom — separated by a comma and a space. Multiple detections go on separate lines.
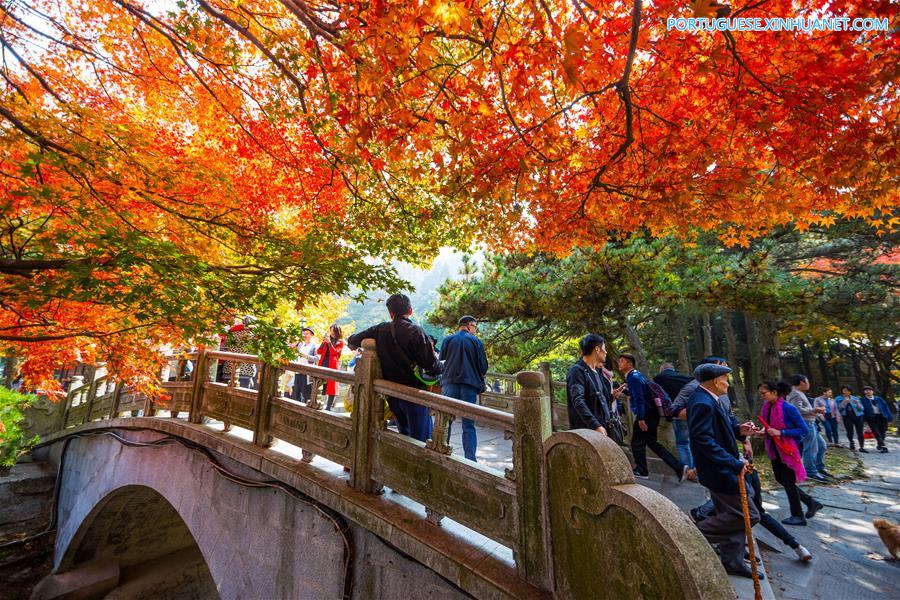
347, 293, 442, 443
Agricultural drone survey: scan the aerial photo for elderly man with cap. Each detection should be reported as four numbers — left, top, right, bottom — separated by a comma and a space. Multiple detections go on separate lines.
687, 362, 763, 579
439, 315, 489, 462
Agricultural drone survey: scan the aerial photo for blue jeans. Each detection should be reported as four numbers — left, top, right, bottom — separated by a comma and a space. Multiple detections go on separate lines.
442, 382, 478, 462
814, 431, 827, 472
822, 416, 839, 445
801, 423, 822, 476
673, 419, 694, 469
387, 397, 432, 443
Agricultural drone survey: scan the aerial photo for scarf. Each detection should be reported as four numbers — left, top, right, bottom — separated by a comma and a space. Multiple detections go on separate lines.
762, 398, 806, 482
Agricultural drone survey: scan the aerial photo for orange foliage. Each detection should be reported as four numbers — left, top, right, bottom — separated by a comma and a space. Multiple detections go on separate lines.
0, 0, 897, 390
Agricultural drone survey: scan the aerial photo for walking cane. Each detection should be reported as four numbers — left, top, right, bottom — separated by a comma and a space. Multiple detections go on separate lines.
738, 464, 763, 600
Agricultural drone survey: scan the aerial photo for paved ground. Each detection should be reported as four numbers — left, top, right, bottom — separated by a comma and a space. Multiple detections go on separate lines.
759, 435, 899, 600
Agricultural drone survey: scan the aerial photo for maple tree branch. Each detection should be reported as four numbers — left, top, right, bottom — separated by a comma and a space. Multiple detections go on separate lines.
590, 0, 640, 190
721, 31, 782, 99
0, 31, 68, 106
0, 322, 157, 343
0, 105, 86, 160
195, 0, 308, 107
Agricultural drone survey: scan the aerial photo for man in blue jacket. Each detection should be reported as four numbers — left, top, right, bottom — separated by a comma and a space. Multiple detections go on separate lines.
862, 386, 894, 453
688, 363, 761, 579
440, 315, 489, 461
618, 354, 688, 481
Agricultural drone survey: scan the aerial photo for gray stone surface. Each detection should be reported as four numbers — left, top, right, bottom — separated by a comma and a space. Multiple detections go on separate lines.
0, 461, 55, 539
46, 429, 476, 599
760, 435, 900, 600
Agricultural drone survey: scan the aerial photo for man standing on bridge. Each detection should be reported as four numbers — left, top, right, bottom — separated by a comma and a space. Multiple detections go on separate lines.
348, 293, 441, 443
439, 315, 488, 462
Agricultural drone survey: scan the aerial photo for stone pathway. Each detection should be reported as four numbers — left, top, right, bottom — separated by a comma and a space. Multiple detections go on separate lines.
759, 435, 899, 600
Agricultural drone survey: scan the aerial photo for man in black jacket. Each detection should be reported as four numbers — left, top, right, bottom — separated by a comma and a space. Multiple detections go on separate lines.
566, 334, 611, 435
347, 293, 441, 442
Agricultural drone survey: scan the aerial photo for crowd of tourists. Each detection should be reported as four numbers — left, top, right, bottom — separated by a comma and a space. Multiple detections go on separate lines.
212, 301, 895, 580
563, 332, 895, 579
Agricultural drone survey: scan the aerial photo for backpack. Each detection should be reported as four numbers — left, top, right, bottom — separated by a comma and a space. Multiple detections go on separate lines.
647, 380, 675, 419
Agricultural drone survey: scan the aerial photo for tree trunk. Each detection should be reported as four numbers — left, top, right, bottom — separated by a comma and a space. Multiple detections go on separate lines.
827, 345, 842, 391
723, 310, 749, 418
619, 318, 651, 375
746, 314, 781, 382
702, 312, 714, 357
670, 311, 692, 373
815, 344, 833, 390
798, 339, 813, 379
3, 352, 17, 388
849, 348, 865, 391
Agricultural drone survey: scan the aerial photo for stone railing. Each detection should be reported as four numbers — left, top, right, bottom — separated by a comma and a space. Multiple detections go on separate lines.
53, 341, 729, 598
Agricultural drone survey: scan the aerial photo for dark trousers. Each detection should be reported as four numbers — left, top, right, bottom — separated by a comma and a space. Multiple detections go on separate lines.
822, 416, 840, 444
696, 471, 799, 550
697, 489, 760, 571
631, 411, 683, 476
387, 396, 432, 443
771, 455, 814, 518
747, 470, 798, 549
842, 413, 865, 448
867, 415, 888, 449
292, 374, 312, 402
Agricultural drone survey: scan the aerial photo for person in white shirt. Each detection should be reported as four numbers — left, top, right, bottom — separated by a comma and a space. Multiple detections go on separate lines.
813, 387, 841, 447
292, 327, 318, 402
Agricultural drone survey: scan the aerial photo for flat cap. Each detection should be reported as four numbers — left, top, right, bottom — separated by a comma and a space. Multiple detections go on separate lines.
694, 363, 732, 382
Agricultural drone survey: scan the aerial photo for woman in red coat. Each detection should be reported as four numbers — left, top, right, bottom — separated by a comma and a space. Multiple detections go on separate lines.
317, 324, 344, 411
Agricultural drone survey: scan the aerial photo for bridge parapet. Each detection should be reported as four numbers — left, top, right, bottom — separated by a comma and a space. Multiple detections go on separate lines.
46, 341, 731, 598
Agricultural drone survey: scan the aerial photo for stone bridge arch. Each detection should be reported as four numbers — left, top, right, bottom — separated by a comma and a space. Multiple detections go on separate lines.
55, 484, 216, 598
44, 429, 349, 599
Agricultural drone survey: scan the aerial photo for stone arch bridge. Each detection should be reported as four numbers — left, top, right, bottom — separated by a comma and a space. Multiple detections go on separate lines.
26, 341, 730, 599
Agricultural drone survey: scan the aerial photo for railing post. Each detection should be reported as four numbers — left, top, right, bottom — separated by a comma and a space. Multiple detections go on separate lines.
109, 382, 124, 420
538, 361, 554, 402
254, 363, 277, 447
60, 387, 75, 430
188, 350, 208, 424
81, 366, 99, 424
513, 370, 553, 589
350, 339, 383, 494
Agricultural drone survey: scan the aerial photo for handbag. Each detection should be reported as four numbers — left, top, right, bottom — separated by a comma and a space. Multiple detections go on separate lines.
607, 412, 627, 445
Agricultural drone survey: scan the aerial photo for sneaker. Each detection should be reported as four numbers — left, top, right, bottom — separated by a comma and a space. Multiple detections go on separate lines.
818, 468, 833, 478
880, 447, 889, 454
782, 516, 807, 526
633, 469, 650, 479
809, 473, 829, 483
859, 448, 869, 453
793, 545, 813, 562
805, 500, 824, 519
834, 443, 843, 448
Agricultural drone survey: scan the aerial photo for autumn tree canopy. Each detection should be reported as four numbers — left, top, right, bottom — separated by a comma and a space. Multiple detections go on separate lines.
0, 0, 896, 390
